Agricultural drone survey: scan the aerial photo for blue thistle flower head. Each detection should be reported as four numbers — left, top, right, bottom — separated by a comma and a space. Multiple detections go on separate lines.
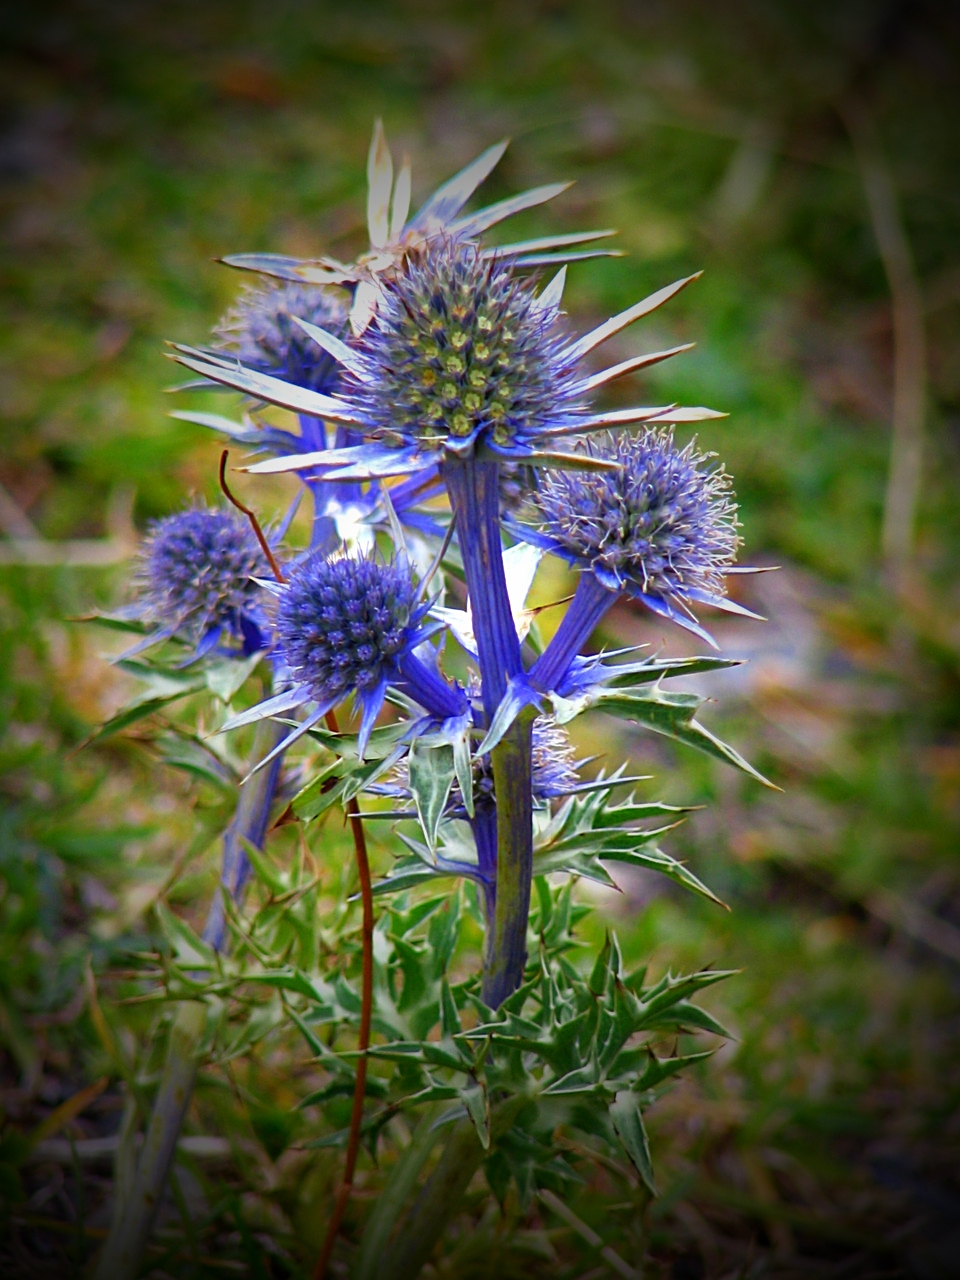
216, 282, 349, 393
277, 554, 421, 702
271, 551, 465, 755
137, 506, 269, 657
527, 428, 741, 630
347, 239, 588, 459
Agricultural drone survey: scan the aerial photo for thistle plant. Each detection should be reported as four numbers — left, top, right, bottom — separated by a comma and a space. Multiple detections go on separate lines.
90, 122, 774, 1280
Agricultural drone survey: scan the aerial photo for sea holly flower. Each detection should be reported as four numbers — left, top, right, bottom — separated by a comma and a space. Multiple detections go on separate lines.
520, 428, 761, 693
213, 119, 619, 336
222, 551, 467, 768
130, 505, 272, 660
215, 280, 349, 394
166, 133, 731, 1009
173, 277, 443, 554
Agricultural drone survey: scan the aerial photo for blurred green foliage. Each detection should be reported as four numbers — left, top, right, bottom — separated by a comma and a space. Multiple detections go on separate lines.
2, 1, 959, 1276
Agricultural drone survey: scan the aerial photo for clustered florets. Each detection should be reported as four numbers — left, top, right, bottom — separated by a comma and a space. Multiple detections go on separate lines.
352, 240, 586, 454
216, 282, 349, 392
139, 506, 266, 643
534, 428, 740, 603
276, 554, 416, 701
447, 713, 579, 809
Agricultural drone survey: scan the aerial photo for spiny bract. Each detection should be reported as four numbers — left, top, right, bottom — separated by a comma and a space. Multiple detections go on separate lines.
534, 428, 740, 604
216, 282, 349, 392
276, 554, 416, 701
138, 506, 266, 644
351, 240, 587, 455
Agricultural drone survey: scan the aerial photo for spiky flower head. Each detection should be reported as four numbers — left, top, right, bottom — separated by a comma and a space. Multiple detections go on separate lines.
349, 240, 587, 457
531, 428, 740, 613
138, 506, 268, 653
216, 282, 349, 392
276, 554, 420, 704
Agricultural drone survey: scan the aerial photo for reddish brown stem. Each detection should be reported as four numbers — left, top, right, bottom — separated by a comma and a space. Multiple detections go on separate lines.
218, 449, 287, 584
313, 707, 374, 1280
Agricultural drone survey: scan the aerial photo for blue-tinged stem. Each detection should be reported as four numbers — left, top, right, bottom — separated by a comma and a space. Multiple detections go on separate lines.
472, 799, 498, 932
530, 571, 618, 694
202, 718, 286, 951
440, 454, 533, 1007
298, 413, 328, 453
94, 717, 285, 1280
440, 457, 522, 722
396, 650, 468, 721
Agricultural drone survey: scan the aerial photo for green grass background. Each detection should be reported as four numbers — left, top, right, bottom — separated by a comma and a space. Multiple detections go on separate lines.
2, 2, 959, 1276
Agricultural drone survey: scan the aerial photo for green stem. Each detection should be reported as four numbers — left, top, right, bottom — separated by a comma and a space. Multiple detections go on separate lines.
92, 1001, 204, 1280
354, 1106, 444, 1280
92, 717, 284, 1280
483, 714, 535, 1008
378, 1098, 527, 1280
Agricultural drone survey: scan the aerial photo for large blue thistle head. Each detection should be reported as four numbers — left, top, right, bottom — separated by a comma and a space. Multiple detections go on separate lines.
344, 239, 588, 459
272, 551, 458, 753
526, 428, 741, 630
277, 554, 418, 701
137, 505, 270, 657
216, 281, 349, 393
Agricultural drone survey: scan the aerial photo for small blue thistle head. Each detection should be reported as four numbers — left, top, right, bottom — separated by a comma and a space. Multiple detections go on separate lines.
419, 712, 579, 817
530, 427, 740, 620
348, 240, 587, 457
465, 685, 579, 801
277, 554, 420, 702
216, 282, 349, 393
530, 716, 581, 798
138, 506, 269, 655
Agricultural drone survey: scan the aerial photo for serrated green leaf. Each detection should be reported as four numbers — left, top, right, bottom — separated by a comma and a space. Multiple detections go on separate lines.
590, 687, 775, 787
372, 862, 460, 897
600, 845, 726, 907
543, 1065, 598, 1095
452, 722, 474, 818
85, 696, 185, 744
155, 732, 237, 794
641, 1000, 731, 1037
460, 1078, 490, 1149
610, 1090, 656, 1194
244, 968, 320, 1000
408, 737, 457, 851
634, 1049, 715, 1092
588, 934, 614, 996
603, 655, 742, 686
440, 978, 461, 1038
154, 901, 216, 970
